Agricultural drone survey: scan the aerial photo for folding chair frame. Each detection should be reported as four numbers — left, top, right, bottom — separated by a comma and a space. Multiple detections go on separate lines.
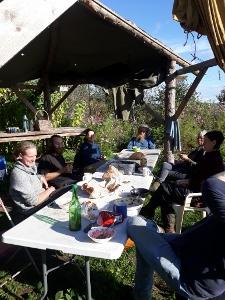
0, 197, 40, 287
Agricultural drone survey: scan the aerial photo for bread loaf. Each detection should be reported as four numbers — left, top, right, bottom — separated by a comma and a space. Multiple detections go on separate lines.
129, 152, 145, 160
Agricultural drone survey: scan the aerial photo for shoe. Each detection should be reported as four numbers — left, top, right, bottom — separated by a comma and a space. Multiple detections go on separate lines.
124, 238, 135, 251
149, 180, 160, 192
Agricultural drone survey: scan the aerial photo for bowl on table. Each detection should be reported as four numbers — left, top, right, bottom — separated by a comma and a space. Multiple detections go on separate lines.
130, 188, 150, 198
114, 197, 144, 217
87, 226, 115, 243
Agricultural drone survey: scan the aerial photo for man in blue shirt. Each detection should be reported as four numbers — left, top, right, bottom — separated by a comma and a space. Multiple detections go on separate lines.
127, 125, 155, 150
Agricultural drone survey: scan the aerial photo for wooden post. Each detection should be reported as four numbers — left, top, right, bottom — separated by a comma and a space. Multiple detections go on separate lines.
164, 60, 176, 163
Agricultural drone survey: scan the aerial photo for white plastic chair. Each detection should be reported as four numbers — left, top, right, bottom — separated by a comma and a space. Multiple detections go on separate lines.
0, 197, 40, 288
172, 193, 210, 234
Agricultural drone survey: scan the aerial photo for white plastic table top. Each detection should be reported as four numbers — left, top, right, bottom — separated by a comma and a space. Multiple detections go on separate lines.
2, 149, 160, 260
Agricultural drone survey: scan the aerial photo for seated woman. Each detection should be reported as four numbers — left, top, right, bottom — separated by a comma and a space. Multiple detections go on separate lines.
72, 129, 104, 179
9, 141, 55, 215
128, 173, 225, 300
127, 124, 155, 150
142, 130, 224, 233
38, 135, 75, 188
150, 130, 206, 191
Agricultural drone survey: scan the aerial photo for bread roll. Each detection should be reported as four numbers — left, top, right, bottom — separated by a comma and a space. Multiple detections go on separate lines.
129, 152, 145, 160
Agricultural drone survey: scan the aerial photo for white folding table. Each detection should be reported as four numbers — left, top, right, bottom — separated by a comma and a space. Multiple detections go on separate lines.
2, 149, 160, 299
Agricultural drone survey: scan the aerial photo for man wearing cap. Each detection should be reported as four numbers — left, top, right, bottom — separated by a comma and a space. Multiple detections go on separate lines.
127, 125, 155, 150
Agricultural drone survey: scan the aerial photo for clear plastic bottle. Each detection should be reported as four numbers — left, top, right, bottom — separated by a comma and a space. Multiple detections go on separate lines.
22, 115, 29, 132
69, 184, 81, 231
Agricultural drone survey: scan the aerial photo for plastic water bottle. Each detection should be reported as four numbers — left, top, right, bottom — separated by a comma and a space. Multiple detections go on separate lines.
22, 115, 29, 132
69, 184, 81, 231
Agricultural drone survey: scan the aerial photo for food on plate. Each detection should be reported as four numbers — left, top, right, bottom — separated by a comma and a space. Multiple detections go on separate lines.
82, 201, 98, 221
88, 226, 115, 243
114, 197, 143, 208
102, 165, 121, 181
129, 152, 145, 160
82, 183, 94, 195
102, 165, 121, 193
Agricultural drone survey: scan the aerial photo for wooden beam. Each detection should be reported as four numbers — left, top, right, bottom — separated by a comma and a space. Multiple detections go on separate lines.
50, 84, 78, 114
174, 68, 208, 120
82, 0, 193, 70
12, 87, 37, 115
166, 58, 216, 81
0, 0, 78, 68
0, 127, 86, 143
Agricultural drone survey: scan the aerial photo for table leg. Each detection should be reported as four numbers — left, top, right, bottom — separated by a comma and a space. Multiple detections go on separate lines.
85, 257, 92, 300
41, 250, 48, 300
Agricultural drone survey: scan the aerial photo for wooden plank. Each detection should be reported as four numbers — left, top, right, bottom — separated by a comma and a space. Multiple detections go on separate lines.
0, 127, 86, 143
166, 58, 217, 81
0, 0, 78, 68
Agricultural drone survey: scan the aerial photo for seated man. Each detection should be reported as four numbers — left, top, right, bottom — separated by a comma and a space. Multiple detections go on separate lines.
72, 129, 104, 179
150, 130, 206, 191
127, 125, 155, 150
128, 173, 225, 300
9, 141, 55, 215
38, 135, 75, 188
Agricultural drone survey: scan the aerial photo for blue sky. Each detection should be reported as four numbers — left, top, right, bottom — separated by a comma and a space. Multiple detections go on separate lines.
101, 0, 225, 101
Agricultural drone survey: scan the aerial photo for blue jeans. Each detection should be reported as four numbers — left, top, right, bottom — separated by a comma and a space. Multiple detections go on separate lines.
127, 216, 190, 300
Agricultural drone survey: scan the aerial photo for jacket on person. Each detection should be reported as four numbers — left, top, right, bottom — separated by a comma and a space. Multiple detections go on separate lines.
127, 137, 155, 150
73, 141, 102, 169
9, 161, 44, 212
170, 176, 225, 300
189, 150, 224, 191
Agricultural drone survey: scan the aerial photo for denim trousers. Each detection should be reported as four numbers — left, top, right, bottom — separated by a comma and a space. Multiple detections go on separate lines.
127, 216, 190, 300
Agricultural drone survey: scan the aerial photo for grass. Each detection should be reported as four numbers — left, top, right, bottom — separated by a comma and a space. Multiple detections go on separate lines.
0, 197, 201, 300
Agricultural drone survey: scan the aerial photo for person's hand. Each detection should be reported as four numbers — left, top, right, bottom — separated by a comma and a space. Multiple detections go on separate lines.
137, 133, 145, 141
41, 176, 49, 189
176, 179, 189, 187
179, 153, 189, 161
48, 186, 56, 194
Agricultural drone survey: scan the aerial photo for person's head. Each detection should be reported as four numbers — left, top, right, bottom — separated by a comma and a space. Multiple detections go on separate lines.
49, 135, 64, 155
197, 130, 207, 146
137, 125, 149, 138
17, 141, 37, 167
85, 129, 95, 143
203, 130, 224, 152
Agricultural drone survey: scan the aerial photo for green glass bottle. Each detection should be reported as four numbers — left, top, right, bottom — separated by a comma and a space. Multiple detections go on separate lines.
69, 184, 81, 231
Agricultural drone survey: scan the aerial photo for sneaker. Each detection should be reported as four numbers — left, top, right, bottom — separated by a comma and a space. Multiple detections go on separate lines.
149, 180, 160, 192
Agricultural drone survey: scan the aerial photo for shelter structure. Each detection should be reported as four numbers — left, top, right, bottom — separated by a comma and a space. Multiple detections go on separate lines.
0, 0, 219, 161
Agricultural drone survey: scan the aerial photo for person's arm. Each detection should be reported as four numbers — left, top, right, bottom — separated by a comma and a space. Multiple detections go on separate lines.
36, 186, 55, 205
127, 138, 135, 150
43, 167, 67, 181
147, 138, 156, 149
179, 153, 197, 165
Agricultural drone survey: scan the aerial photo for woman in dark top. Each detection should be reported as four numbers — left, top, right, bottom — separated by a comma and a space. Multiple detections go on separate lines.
128, 174, 225, 300
151, 131, 206, 190
143, 130, 224, 232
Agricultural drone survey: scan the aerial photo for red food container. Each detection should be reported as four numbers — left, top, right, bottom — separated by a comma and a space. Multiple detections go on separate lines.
97, 211, 115, 227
